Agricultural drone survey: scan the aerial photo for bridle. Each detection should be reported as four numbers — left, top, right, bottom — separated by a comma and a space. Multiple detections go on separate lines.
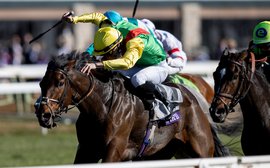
213, 52, 255, 113
39, 68, 95, 119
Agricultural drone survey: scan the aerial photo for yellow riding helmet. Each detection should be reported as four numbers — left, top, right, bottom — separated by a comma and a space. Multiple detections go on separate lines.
93, 27, 123, 56
253, 21, 270, 45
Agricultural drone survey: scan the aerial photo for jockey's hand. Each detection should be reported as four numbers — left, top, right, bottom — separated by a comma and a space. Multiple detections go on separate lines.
166, 57, 172, 64
81, 63, 96, 75
62, 12, 74, 23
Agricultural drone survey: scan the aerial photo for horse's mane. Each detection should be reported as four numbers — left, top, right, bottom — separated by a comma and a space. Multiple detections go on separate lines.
48, 51, 126, 84
48, 51, 90, 71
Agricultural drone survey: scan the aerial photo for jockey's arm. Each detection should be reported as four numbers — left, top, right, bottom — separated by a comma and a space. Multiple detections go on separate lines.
102, 37, 145, 70
70, 12, 107, 26
167, 50, 187, 71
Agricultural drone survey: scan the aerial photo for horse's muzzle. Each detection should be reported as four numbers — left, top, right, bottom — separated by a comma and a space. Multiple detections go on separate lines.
36, 111, 56, 129
209, 105, 227, 123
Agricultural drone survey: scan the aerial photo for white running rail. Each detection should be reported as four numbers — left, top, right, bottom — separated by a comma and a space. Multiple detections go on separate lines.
20, 155, 270, 168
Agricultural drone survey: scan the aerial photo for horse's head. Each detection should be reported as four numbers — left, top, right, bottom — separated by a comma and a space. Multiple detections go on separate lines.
209, 49, 254, 123
35, 51, 93, 128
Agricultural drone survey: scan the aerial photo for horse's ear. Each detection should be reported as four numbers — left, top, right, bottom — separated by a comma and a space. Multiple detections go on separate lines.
220, 48, 230, 62
222, 48, 229, 57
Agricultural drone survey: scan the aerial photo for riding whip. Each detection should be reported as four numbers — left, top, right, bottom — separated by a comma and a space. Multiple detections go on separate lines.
29, 11, 74, 44
132, 0, 139, 17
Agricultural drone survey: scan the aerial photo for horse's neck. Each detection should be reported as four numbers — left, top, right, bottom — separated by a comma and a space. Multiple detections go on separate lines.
240, 69, 270, 128
249, 68, 270, 102
68, 69, 111, 117
79, 75, 130, 114
93, 77, 114, 105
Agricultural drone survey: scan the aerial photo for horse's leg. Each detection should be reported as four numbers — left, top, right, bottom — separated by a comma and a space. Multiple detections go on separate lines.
185, 117, 215, 157
74, 144, 101, 164
74, 113, 103, 164
103, 137, 128, 162
178, 85, 215, 158
175, 129, 209, 158
144, 138, 181, 160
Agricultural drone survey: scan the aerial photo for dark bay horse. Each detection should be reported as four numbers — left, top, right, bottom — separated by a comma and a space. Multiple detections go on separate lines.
35, 52, 229, 163
209, 49, 270, 155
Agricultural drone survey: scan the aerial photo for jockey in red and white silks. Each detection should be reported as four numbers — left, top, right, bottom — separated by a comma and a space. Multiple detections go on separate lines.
155, 29, 187, 74
141, 19, 187, 75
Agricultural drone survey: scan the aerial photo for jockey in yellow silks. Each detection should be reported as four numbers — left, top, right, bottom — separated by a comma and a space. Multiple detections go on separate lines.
62, 11, 173, 115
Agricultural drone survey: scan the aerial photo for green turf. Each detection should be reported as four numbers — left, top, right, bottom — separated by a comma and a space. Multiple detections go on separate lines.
219, 133, 244, 156
0, 115, 244, 167
0, 116, 77, 167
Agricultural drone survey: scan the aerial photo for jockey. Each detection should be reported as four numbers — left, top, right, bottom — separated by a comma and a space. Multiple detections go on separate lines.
156, 29, 187, 73
62, 12, 173, 115
83, 10, 160, 54
249, 21, 270, 60
142, 19, 187, 74
102, 10, 187, 74
249, 21, 270, 82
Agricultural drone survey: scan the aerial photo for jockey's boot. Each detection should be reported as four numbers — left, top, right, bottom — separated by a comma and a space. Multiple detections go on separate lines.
135, 82, 171, 115
135, 82, 156, 117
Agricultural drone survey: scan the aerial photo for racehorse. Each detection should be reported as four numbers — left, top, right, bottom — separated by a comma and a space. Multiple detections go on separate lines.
35, 51, 229, 163
209, 49, 270, 155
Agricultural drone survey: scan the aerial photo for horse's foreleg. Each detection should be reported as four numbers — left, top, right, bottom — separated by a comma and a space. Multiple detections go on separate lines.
74, 144, 102, 164
188, 129, 215, 158
103, 137, 128, 162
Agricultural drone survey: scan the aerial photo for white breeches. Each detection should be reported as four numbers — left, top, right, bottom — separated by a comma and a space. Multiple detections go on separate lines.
116, 60, 169, 88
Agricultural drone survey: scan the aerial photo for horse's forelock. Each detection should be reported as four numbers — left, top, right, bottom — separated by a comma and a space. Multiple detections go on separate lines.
75, 52, 92, 71
48, 51, 83, 70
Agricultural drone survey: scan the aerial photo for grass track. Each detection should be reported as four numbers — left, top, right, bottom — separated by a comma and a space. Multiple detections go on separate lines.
0, 115, 243, 167
0, 116, 77, 167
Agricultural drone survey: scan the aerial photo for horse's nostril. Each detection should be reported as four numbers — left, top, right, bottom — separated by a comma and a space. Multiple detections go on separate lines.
215, 108, 224, 117
209, 104, 217, 112
43, 113, 51, 119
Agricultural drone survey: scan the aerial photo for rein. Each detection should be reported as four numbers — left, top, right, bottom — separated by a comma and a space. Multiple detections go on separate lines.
41, 68, 95, 116
216, 52, 255, 112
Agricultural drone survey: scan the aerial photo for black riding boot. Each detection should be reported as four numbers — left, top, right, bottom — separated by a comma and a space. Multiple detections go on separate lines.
135, 82, 156, 112
135, 82, 170, 114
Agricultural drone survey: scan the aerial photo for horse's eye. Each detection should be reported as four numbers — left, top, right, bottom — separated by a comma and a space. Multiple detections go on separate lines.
225, 71, 233, 80
55, 80, 64, 88
58, 81, 64, 87
233, 75, 238, 80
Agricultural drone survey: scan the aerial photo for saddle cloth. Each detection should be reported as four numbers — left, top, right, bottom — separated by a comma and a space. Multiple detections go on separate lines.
168, 74, 200, 93
152, 84, 183, 120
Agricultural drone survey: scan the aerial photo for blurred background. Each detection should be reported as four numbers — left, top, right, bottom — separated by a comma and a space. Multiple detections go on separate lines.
0, 0, 269, 167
